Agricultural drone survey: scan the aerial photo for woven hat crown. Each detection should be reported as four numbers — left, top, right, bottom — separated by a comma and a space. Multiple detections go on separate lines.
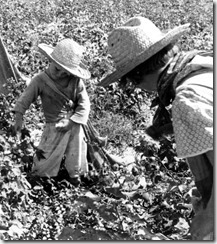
38, 38, 90, 79
108, 17, 164, 69
98, 16, 190, 87
51, 39, 85, 69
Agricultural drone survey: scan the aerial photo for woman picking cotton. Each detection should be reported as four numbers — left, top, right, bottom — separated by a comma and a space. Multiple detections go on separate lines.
13, 39, 91, 186
98, 17, 213, 240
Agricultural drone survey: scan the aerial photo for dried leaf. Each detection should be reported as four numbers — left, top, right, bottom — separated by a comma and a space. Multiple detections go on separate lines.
84, 191, 101, 201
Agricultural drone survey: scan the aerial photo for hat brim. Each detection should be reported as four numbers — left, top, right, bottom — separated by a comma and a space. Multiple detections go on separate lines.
98, 23, 190, 87
38, 44, 91, 79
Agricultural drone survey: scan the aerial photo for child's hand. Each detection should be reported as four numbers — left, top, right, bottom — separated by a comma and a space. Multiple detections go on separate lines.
55, 119, 74, 132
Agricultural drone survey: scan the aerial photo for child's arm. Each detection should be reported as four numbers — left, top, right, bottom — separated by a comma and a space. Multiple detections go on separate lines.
13, 75, 42, 133
70, 79, 90, 125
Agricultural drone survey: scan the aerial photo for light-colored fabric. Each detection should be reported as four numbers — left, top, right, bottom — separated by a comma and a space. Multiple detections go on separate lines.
147, 52, 212, 141
173, 54, 213, 90
32, 122, 88, 177
172, 71, 213, 158
13, 71, 90, 124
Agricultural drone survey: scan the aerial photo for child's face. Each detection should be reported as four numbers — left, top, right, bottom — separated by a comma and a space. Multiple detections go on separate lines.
48, 61, 71, 80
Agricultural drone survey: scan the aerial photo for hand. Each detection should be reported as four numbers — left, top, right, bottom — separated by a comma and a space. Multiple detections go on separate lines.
13, 112, 23, 135
55, 118, 74, 132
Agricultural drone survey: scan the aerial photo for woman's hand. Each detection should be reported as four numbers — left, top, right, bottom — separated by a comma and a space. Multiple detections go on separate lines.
55, 118, 74, 132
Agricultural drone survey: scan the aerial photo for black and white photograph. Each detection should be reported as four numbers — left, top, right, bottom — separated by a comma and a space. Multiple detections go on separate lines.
0, 0, 213, 241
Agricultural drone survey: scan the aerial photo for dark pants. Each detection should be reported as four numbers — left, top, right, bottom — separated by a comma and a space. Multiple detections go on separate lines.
187, 150, 213, 208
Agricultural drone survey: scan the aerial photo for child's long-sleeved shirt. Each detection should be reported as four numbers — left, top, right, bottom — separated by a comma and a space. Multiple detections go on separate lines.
14, 71, 90, 125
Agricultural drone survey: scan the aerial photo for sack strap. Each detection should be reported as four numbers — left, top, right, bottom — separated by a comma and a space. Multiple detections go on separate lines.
42, 72, 75, 102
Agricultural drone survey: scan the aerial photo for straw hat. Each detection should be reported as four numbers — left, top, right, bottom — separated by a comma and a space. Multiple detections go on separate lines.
38, 39, 91, 79
98, 16, 190, 87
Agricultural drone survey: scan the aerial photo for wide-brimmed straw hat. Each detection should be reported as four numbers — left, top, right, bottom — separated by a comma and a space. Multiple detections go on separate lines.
38, 39, 91, 79
98, 16, 190, 87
